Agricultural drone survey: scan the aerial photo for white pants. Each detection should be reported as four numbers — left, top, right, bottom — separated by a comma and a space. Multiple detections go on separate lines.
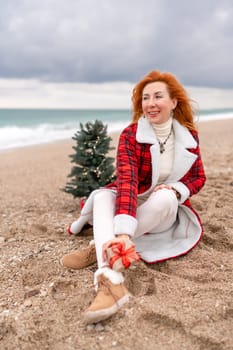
93, 188, 178, 270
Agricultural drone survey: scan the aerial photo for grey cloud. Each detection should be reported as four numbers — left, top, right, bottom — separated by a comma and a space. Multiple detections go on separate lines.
0, 0, 233, 88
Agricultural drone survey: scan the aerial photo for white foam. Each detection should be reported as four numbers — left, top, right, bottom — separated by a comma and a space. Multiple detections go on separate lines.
0, 113, 232, 150
0, 121, 127, 150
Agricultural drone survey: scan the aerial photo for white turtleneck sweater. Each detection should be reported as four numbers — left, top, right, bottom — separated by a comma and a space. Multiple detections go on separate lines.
152, 117, 174, 184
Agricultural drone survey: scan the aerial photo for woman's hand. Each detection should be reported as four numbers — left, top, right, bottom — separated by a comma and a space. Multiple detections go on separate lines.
153, 184, 173, 192
153, 184, 180, 199
102, 234, 140, 271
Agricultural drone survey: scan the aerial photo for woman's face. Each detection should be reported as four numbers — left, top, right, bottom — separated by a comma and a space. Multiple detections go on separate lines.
142, 81, 177, 125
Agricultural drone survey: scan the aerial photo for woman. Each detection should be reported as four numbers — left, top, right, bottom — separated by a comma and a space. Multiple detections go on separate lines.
61, 70, 206, 324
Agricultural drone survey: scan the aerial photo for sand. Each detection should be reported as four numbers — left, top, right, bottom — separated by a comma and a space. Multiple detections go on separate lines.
0, 119, 233, 350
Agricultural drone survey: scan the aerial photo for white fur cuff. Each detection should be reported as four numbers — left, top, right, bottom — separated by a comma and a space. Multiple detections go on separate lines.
114, 214, 138, 236
94, 267, 124, 289
168, 181, 190, 203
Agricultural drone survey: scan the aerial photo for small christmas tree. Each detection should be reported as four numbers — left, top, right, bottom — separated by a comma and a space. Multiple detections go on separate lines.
63, 120, 116, 198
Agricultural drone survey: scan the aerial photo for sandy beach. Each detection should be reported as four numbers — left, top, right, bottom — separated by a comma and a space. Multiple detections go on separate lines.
0, 119, 233, 350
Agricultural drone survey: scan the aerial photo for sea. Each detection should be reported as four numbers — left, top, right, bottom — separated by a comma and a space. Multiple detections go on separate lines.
0, 108, 233, 151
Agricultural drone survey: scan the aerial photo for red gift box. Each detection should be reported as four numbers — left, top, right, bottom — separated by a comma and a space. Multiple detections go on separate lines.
106, 240, 140, 272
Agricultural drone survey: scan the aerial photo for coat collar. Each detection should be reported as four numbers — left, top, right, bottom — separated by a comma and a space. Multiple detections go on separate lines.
136, 117, 198, 185
136, 116, 197, 149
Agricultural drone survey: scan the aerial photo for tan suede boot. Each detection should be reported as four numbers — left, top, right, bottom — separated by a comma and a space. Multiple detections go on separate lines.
60, 244, 96, 270
83, 274, 131, 324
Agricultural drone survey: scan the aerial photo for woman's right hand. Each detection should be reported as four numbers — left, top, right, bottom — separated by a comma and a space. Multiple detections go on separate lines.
102, 235, 132, 262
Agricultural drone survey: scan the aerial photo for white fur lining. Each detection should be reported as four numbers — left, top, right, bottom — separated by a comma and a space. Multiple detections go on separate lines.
133, 204, 202, 263
135, 117, 198, 194
136, 118, 197, 149
94, 267, 124, 289
113, 214, 138, 236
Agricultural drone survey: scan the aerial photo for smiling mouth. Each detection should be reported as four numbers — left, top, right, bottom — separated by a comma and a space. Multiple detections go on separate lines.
148, 111, 160, 116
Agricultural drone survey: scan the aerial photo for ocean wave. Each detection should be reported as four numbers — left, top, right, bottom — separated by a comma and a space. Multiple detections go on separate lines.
198, 111, 233, 122
0, 121, 127, 150
0, 111, 232, 150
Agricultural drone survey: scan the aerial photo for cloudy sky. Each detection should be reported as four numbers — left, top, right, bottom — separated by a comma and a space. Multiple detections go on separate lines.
0, 0, 233, 109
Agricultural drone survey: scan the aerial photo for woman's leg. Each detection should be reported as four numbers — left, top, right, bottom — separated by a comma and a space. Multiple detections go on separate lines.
93, 188, 178, 260
92, 189, 116, 269
84, 189, 130, 324
134, 188, 178, 239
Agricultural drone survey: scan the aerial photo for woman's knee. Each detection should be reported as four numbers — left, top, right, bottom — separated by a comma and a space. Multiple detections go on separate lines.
149, 188, 177, 210
93, 189, 116, 206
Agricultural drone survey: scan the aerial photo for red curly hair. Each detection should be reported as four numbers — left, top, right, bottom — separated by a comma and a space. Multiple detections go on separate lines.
132, 70, 196, 130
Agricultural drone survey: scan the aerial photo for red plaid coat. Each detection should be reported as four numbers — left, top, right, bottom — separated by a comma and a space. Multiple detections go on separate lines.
109, 119, 206, 219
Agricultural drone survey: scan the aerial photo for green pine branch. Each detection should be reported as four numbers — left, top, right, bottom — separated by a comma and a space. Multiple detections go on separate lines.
62, 119, 116, 198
